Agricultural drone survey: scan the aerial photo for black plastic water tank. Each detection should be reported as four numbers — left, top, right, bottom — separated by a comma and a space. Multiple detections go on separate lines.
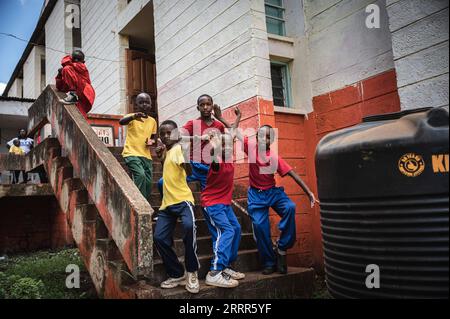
316, 107, 449, 299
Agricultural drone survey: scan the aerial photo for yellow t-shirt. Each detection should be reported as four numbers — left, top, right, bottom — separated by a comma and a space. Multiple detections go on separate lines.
10, 146, 24, 155
160, 144, 195, 210
122, 113, 157, 160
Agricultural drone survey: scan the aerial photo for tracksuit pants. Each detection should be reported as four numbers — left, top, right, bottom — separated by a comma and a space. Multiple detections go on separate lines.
158, 161, 209, 196
248, 187, 297, 268
124, 156, 153, 201
153, 201, 200, 278
203, 205, 241, 271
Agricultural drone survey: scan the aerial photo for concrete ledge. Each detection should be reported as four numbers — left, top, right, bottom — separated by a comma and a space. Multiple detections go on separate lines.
0, 184, 54, 199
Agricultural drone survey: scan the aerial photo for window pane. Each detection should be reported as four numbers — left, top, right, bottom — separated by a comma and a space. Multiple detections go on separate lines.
271, 65, 286, 107
266, 17, 285, 36
265, 5, 283, 19
265, 0, 282, 7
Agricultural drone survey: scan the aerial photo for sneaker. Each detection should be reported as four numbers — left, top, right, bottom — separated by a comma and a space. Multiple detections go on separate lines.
276, 249, 288, 274
206, 271, 239, 288
223, 268, 246, 280
160, 275, 186, 289
60, 92, 79, 105
185, 272, 200, 294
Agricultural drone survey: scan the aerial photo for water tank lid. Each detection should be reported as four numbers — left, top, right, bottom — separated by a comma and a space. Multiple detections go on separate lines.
363, 107, 432, 123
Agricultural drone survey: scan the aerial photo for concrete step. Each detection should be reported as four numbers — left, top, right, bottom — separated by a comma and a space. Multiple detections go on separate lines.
146, 249, 262, 285
133, 267, 315, 299
152, 233, 256, 258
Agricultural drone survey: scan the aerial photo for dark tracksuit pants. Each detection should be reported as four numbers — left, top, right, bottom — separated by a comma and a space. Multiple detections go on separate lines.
248, 187, 297, 268
153, 201, 200, 279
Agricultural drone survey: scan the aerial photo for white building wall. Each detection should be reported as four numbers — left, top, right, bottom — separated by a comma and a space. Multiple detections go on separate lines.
22, 46, 45, 99
303, 0, 395, 97
387, 0, 449, 110
9, 79, 23, 98
81, 0, 124, 115
153, 0, 272, 124
45, 0, 66, 86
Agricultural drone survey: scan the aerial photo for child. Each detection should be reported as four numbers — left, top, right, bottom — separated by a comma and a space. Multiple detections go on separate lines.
215, 111, 318, 275
158, 95, 226, 194
9, 139, 25, 184
120, 93, 157, 201
56, 49, 96, 119
7, 129, 34, 184
202, 108, 245, 288
153, 120, 200, 294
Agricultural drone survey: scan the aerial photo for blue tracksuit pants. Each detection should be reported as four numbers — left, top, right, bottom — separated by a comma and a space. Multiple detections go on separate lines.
203, 205, 241, 271
247, 187, 297, 268
153, 201, 200, 278
158, 161, 209, 196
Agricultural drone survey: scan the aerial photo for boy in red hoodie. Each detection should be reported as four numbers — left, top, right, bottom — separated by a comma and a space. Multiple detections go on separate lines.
56, 50, 96, 119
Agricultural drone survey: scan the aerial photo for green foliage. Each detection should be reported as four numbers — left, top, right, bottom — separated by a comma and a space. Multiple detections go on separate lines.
9, 277, 45, 299
0, 249, 96, 299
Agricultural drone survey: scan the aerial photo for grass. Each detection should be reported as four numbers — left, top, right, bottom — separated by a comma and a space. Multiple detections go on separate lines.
0, 248, 96, 299
312, 274, 333, 299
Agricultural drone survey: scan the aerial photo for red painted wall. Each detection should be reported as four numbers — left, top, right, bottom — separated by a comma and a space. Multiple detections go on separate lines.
0, 197, 73, 254
222, 70, 401, 272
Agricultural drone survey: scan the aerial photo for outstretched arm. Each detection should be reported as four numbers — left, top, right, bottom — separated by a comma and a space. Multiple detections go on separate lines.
214, 105, 244, 142
119, 112, 148, 126
287, 170, 320, 208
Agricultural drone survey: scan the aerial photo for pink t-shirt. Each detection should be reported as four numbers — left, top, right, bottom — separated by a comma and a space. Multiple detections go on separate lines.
243, 136, 293, 190
183, 118, 225, 164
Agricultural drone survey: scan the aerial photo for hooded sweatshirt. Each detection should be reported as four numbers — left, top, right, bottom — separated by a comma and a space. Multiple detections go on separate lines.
56, 55, 96, 118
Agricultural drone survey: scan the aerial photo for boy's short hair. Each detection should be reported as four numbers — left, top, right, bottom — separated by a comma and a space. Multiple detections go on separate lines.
72, 50, 85, 62
13, 139, 20, 146
259, 125, 276, 142
197, 94, 213, 105
160, 120, 178, 129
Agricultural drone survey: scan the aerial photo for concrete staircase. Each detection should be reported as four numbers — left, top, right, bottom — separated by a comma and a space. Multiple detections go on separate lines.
0, 85, 314, 299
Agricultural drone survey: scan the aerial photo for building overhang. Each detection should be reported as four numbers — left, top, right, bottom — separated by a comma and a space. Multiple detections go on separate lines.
2, 0, 58, 98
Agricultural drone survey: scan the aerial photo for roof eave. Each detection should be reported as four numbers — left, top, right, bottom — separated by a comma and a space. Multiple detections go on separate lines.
2, 0, 58, 97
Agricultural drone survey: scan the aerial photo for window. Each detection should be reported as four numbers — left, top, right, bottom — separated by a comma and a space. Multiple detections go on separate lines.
270, 62, 292, 108
265, 0, 286, 36
40, 55, 46, 92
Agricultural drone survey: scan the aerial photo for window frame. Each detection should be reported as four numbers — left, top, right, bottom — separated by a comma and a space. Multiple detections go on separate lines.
270, 61, 293, 108
264, 0, 286, 36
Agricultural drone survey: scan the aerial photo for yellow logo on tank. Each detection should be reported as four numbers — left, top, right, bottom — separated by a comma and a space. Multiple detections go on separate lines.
399, 153, 426, 177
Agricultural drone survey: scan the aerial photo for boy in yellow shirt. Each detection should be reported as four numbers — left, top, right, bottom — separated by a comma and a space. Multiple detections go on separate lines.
120, 93, 157, 201
153, 120, 200, 294
9, 139, 25, 184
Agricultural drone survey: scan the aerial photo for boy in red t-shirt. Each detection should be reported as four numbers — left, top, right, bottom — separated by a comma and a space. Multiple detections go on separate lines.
215, 110, 319, 275
202, 108, 244, 289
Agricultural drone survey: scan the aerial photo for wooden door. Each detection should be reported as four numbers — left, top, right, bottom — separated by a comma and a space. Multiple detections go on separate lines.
126, 49, 158, 120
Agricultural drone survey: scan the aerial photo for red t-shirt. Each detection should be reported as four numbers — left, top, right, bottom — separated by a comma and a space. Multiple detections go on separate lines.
243, 136, 293, 190
201, 162, 235, 207
183, 118, 225, 164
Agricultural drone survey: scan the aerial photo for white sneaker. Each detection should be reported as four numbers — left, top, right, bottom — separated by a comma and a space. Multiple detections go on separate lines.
186, 272, 200, 294
160, 275, 186, 289
206, 271, 239, 288
223, 268, 246, 280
